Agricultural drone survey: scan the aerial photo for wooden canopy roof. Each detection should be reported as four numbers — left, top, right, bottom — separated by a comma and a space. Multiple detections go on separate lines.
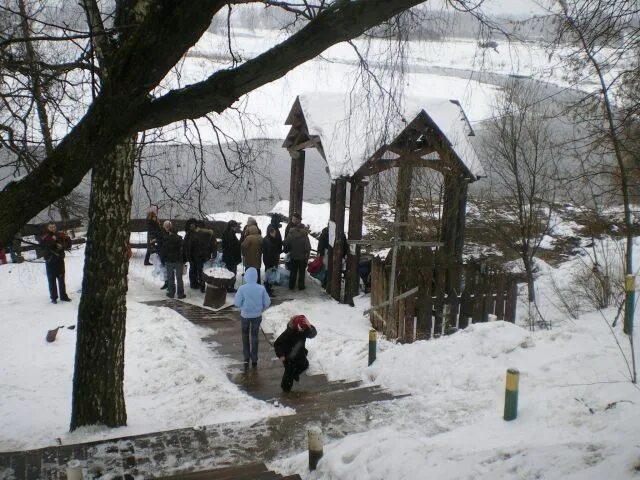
283, 92, 484, 181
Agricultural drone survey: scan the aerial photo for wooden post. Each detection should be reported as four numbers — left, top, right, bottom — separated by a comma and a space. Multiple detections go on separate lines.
288, 149, 305, 219
325, 182, 336, 295
440, 171, 468, 264
395, 164, 413, 239
330, 178, 347, 302
345, 179, 365, 306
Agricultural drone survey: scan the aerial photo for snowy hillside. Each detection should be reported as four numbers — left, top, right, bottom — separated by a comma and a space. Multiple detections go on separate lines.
1, 210, 639, 478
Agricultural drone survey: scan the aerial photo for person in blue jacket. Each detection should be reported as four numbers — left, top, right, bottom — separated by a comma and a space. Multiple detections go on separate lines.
234, 267, 271, 367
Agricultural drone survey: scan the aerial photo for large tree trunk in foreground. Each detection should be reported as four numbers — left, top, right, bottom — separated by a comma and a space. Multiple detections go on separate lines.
70, 141, 135, 429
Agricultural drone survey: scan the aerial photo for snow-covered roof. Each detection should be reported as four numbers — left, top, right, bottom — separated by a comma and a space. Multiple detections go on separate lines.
284, 92, 485, 180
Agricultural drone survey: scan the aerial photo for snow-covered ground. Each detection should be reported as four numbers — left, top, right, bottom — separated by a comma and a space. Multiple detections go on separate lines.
1, 203, 639, 479
0, 245, 290, 452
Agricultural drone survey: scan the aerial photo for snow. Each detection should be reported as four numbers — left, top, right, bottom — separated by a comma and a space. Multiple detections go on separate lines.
291, 93, 484, 180
203, 266, 235, 279
265, 294, 640, 479
1, 208, 640, 479
0, 247, 289, 452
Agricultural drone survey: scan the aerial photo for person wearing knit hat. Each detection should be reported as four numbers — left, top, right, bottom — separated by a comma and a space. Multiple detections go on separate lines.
273, 314, 317, 392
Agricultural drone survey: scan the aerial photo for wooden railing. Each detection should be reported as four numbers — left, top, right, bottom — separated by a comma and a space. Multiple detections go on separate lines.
370, 256, 518, 343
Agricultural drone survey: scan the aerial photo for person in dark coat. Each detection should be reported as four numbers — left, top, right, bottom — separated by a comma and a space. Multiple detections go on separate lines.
183, 218, 199, 289
222, 220, 242, 292
268, 213, 284, 250
274, 315, 317, 392
242, 224, 263, 284
144, 207, 162, 265
317, 227, 329, 259
190, 221, 216, 293
284, 211, 301, 239
316, 226, 348, 288
39, 222, 72, 304
159, 221, 186, 299
262, 227, 282, 296
283, 223, 311, 290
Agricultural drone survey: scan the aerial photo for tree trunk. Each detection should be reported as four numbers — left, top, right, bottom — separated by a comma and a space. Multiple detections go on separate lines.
70, 140, 135, 430
523, 257, 536, 304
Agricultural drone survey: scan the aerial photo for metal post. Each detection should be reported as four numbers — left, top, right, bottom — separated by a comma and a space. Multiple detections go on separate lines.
503, 368, 520, 421
308, 426, 323, 471
368, 329, 377, 366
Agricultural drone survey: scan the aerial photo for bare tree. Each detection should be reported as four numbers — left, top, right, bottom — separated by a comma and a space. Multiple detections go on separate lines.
0, 0, 88, 220
552, 0, 639, 381
480, 80, 560, 328
2, 0, 492, 430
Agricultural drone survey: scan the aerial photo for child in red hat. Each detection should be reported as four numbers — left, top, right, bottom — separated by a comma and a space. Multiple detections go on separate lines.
274, 315, 317, 392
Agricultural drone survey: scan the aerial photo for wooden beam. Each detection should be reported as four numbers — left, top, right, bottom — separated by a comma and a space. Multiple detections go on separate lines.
356, 157, 446, 178
395, 163, 413, 240
288, 149, 305, 219
364, 286, 419, 315
330, 178, 347, 302
291, 136, 320, 151
348, 240, 442, 247
439, 170, 468, 264
345, 179, 365, 306
386, 145, 436, 157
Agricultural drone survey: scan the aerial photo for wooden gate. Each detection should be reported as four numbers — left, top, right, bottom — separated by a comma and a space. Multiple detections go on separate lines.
370, 253, 518, 343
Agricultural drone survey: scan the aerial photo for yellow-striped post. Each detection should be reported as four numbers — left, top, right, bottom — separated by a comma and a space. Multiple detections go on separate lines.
624, 275, 635, 336
503, 368, 520, 421
368, 329, 377, 366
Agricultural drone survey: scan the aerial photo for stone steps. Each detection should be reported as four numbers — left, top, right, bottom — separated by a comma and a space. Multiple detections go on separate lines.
0, 295, 406, 479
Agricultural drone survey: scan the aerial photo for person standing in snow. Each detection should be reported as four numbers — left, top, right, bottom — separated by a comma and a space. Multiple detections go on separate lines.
193, 221, 217, 292
274, 315, 317, 392
240, 217, 261, 243
144, 206, 162, 266
262, 226, 282, 296
234, 267, 271, 368
284, 211, 301, 239
39, 222, 72, 304
159, 221, 186, 299
157, 219, 172, 290
283, 221, 311, 290
268, 213, 284, 249
242, 224, 263, 284
222, 220, 242, 292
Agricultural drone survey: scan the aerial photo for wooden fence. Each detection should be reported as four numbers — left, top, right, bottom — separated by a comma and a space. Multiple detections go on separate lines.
370, 254, 518, 343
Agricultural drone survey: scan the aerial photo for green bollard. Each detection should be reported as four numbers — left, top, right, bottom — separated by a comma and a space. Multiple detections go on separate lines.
368, 329, 377, 366
308, 426, 323, 471
503, 368, 519, 421
624, 275, 635, 336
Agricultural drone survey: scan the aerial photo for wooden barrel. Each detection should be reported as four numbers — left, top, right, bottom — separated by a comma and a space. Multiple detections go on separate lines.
202, 267, 235, 309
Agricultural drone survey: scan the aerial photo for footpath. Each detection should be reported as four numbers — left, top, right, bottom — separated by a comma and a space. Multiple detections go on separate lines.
0, 294, 406, 479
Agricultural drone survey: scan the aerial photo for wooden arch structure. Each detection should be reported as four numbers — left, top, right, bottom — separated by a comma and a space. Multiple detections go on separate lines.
283, 93, 484, 305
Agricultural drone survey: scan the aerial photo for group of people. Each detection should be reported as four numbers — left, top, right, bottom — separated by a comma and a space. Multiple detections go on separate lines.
38, 210, 318, 393
196, 211, 310, 296
146, 209, 312, 297
144, 208, 217, 298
